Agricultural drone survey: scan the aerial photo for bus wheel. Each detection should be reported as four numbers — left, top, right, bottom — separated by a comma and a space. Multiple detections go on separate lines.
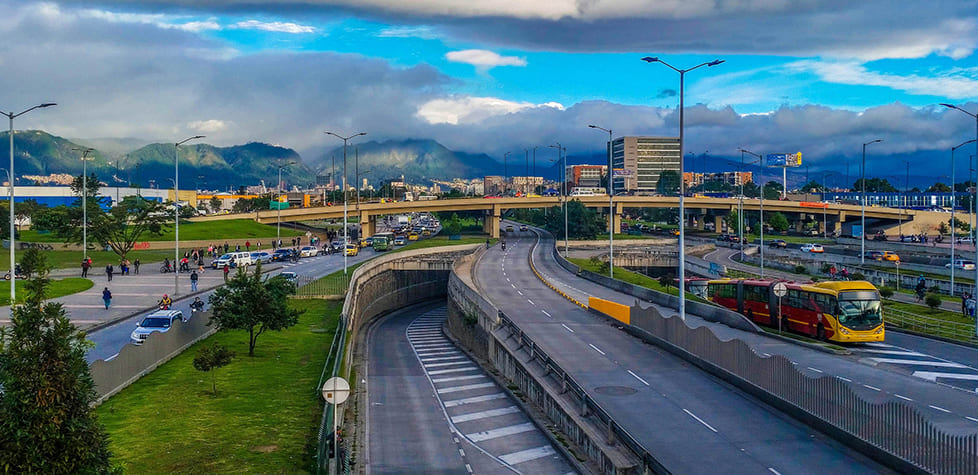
816, 324, 826, 341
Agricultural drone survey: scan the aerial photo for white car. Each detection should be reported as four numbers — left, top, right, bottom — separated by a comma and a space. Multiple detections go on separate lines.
800, 243, 824, 253
130, 310, 184, 345
299, 246, 319, 258
946, 260, 976, 270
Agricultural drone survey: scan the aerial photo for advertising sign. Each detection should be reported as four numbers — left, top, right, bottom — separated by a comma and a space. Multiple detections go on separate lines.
766, 152, 802, 167
613, 168, 633, 176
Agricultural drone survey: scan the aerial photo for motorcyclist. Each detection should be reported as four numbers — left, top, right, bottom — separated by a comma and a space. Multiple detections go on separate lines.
915, 276, 927, 300
179, 256, 190, 273
163, 257, 172, 272
159, 294, 173, 310
189, 297, 205, 315
501, 241, 506, 250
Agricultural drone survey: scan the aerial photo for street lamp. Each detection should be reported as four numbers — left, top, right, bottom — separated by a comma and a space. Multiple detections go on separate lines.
174, 135, 205, 296
942, 103, 978, 329
549, 143, 568, 256
325, 131, 366, 275
739, 148, 764, 276
276, 160, 297, 241
643, 56, 724, 321
950, 139, 977, 292
860, 139, 883, 265
71, 147, 95, 261
1, 102, 56, 308
503, 151, 510, 196
588, 124, 615, 278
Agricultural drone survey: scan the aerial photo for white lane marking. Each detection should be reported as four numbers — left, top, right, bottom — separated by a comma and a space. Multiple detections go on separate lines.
627, 370, 650, 386
459, 448, 465, 457
866, 358, 967, 368
498, 446, 556, 465
894, 394, 913, 401
422, 356, 467, 362
429, 366, 479, 375
518, 291, 524, 296
860, 349, 927, 356
769, 469, 782, 475
511, 283, 516, 288
589, 344, 606, 356
437, 382, 497, 394
863, 384, 881, 391
432, 374, 486, 383
416, 351, 460, 357
966, 416, 978, 423
466, 464, 473, 474
807, 367, 823, 373
105, 353, 119, 362
837, 376, 852, 383
683, 409, 718, 433
527, 299, 535, 306
542, 310, 552, 318
443, 393, 507, 408
929, 405, 952, 413
450, 406, 519, 423
506, 277, 511, 282
561, 324, 574, 333
467, 423, 537, 442
426, 361, 474, 368
913, 371, 978, 382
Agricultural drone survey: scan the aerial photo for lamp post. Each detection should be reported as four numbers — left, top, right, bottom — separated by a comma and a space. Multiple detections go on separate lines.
71, 147, 95, 261
532, 146, 538, 195
588, 124, 615, 278
739, 149, 764, 276
2, 102, 56, 309
524, 149, 529, 197
643, 56, 724, 321
942, 103, 978, 330
549, 143, 568, 256
174, 135, 205, 296
503, 151, 510, 196
325, 131, 366, 275
860, 139, 883, 265
950, 140, 978, 292
277, 160, 297, 241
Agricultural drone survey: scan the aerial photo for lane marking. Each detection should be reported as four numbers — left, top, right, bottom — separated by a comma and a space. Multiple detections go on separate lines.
627, 370, 650, 386
589, 344, 606, 356
443, 393, 507, 408
894, 394, 913, 401
929, 405, 952, 413
863, 384, 881, 391
426, 361, 474, 368
807, 367, 823, 373
542, 310, 551, 318
527, 299, 535, 306
769, 469, 782, 475
517, 291, 524, 296
450, 406, 519, 423
966, 416, 978, 423
511, 283, 516, 288
683, 409, 718, 433
428, 366, 479, 375
421, 356, 468, 363
467, 423, 537, 442
561, 324, 574, 333
498, 446, 556, 465
912, 371, 978, 382
416, 351, 460, 357
837, 376, 852, 383
866, 358, 967, 368
432, 374, 485, 383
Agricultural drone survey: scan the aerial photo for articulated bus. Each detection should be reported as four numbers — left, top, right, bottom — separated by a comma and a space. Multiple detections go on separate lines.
372, 232, 394, 251
706, 279, 884, 343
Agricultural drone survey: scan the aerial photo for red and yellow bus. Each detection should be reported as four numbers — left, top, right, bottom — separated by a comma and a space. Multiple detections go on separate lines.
707, 279, 884, 343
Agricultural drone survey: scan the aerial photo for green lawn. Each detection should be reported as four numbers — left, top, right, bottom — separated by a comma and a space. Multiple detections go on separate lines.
0, 277, 94, 306
868, 265, 972, 285
567, 257, 713, 302
743, 233, 835, 245
884, 300, 973, 325
20, 220, 303, 244
98, 298, 339, 473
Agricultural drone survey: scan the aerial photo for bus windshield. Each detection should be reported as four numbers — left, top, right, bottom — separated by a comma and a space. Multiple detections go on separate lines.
837, 291, 883, 329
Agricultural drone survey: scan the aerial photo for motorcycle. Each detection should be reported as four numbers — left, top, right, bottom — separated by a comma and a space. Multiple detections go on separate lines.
3, 264, 26, 280
160, 263, 173, 273
501, 242, 506, 251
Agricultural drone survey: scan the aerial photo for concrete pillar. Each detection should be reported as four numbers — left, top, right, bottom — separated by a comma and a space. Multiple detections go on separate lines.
794, 218, 805, 233
695, 214, 705, 231
359, 211, 375, 238
483, 209, 501, 239
715, 215, 724, 233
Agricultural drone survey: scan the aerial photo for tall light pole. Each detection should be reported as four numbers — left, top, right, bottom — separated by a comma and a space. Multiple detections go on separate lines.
942, 103, 978, 327
2, 102, 56, 309
174, 135, 205, 296
503, 151, 510, 196
643, 56, 724, 321
277, 160, 297, 241
549, 143, 568, 256
71, 147, 95, 261
860, 139, 883, 265
589, 124, 615, 278
524, 149, 529, 196
532, 146, 538, 195
950, 140, 977, 292
325, 131, 366, 275
739, 148, 764, 276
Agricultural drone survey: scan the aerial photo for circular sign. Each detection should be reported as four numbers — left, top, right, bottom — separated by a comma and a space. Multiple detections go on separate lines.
322, 377, 350, 405
773, 282, 788, 297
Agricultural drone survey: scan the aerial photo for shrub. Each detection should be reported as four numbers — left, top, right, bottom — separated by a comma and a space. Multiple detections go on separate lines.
879, 287, 894, 299
794, 265, 807, 274
820, 263, 832, 274
851, 272, 866, 281
925, 294, 942, 310
929, 284, 941, 294
811, 276, 820, 282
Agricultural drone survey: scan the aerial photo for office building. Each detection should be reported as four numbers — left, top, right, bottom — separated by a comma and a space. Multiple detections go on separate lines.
612, 136, 680, 194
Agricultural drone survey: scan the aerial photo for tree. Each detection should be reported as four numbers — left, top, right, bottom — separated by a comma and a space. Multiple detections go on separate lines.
852, 177, 897, 192
543, 200, 604, 240
762, 181, 783, 200
656, 170, 681, 195
768, 212, 790, 232
741, 181, 760, 198
0, 254, 112, 472
14, 199, 46, 230
19, 248, 46, 279
726, 210, 740, 235
56, 195, 170, 259
208, 263, 302, 356
32, 205, 71, 235
950, 217, 971, 232
193, 343, 235, 395
799, 180, 823, 193
209, 196, 224, 213
927, 182, 952, 192
443, 213, 463, 236
232, 196, 271, 213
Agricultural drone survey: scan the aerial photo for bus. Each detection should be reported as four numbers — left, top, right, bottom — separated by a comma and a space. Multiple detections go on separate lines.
706, 279, 884, 343
373, 232, 395, 251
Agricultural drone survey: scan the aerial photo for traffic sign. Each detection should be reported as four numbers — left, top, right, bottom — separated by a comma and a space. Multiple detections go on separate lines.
322, 377, 350, 405
773, 282, 788, 297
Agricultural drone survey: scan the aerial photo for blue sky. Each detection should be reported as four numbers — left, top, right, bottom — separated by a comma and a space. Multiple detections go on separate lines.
3, 0, 978, 183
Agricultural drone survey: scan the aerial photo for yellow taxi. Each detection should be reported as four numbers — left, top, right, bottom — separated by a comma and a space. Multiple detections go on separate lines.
881, 251, 900, 261
345, 244, 359, 256
408, 232, 419, 241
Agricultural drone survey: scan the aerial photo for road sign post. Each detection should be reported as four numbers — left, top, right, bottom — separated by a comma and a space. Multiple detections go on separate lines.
773, 282, 788, 332
322, 376, 350, 474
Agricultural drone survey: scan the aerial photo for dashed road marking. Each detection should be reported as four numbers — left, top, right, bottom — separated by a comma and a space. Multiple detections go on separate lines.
628, 370, 650, 386
589, 344, 606, 356
683, 409, 718, 433
561, 324, 574, 333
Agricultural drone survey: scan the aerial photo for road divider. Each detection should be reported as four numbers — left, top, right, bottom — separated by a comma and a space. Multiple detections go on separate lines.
589, 296, 630, 325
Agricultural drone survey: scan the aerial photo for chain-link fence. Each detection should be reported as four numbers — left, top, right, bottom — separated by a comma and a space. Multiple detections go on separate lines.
296, 274, 352, 299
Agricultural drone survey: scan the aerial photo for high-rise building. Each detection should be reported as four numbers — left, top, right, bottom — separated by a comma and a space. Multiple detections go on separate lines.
567, 165, 607, 188
683, 171, 754, 188
611, 136, 680, 194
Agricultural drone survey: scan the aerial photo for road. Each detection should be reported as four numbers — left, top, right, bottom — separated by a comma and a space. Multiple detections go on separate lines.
476, 227, 888, 473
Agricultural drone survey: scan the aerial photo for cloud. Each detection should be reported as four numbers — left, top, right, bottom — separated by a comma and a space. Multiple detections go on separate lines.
417, 96, 562, 125
231, 20, 316, 34
377, 25, 438, 39
788, 60, 978, 99
445, 49, 527, 70
656, 89, 676, 99
188, 119, 233, 133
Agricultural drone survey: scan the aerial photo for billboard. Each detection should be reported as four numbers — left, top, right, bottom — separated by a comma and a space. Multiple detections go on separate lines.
612, 168, 633, 176
766, 152, 802, 167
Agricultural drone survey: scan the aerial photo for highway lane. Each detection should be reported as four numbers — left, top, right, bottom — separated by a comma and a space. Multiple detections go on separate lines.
365, 303, 575, 474
543, 234, 978, 435
479, 230, 887, 474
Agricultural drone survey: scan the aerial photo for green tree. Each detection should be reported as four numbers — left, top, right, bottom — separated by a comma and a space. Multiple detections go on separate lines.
19, 248, 46, 279
193, 343, 235, 395
726, 210, 741, 234
762, 181, 783, 200
950, 217, 971, 233
543, 200, 604, 240
799, 180, 824, 192
656, 170, 681, 195
232, 196, 272, 213
208, 263, 302, 356
55, 195, 170, 259
14, 199, 46, 230
0, 254, 112, 472
741, 181, 760, 198
443, 213, 463, 236
927, 182, 952, 192
31, 205, 71, 235
768, 212, 790, 232
852, 177, 897, 192
939, 221, 950, 235
209, 196, 224, 213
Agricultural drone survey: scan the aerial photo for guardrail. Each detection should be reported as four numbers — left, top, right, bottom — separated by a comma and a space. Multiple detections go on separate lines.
884, 306, 978, 342
314, 313, 348, 475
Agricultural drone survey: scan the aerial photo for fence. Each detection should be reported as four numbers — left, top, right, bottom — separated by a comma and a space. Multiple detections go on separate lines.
315, 314, 348, 475
885, 306, 978, 342
296, 273, 352, 298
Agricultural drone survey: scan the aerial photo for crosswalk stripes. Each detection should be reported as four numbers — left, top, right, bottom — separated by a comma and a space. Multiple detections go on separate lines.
405, 307, 573, 473
854, 342, 978, 391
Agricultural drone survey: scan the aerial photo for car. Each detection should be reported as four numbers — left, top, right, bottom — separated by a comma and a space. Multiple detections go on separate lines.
956, 236, 975, 244
946, 260, 976, 270
800, 243, 824, 253
130, 310, 184, 345
394, 236, 406, 246
769, 239, 787, 248
271, 248, 295, 261
505, 225, 514, 233
212, 251, 253, 268
422, 229, 431, 236
279, 271, 298, 283
345, 244, 359, 256
862, 250, 885, 260
250, 251, 273, 264
408, 232, 419, 241
880, 251, 900, 261
520, 224, 528, 232
299, 246, 319, 258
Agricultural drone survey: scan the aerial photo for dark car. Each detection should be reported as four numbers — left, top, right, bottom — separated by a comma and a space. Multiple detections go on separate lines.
769, 239, 787, 248
272, 248, 297, 261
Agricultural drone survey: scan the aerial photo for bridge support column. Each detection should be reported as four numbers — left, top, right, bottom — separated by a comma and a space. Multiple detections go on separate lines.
795, 218, 805, 233
715, 215, 724, 234
483, 205, 501, 238
695, 213, 705, 231
359, 210, 375, 238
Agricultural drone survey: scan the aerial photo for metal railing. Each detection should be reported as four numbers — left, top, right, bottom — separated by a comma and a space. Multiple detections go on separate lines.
296, 274, 352, 298
884, 306, 978, 342
315, 313, 348, 474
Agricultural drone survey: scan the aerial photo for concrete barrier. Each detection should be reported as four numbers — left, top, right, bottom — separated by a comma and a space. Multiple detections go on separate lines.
589, 297, 630, 325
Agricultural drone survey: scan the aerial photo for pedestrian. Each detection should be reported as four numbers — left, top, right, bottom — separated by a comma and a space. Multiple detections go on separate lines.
134, 258, 140, 274
105, 264, 113, 282
829, 265, 837, 280
190, 270, 199, 292
257, 240, 261, 250
235, 244, 241, 252
962, 293, 969, 316
102, 287, 112, 309
224, 242, 229, 253
968, 295, 977, 318
81, 258, 90, 278
485, 238, 490, 249
223, 264, 230, 281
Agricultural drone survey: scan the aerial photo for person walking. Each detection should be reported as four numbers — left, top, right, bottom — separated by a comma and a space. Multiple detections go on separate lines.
102, 287, 112, 309
190, 270, 199, 292
105, 264, 114, 282
223, 264, 230, 281
245, 240, 251, 251
962, 293, 969, 317
134, 258, 140, 275
81, 258, 91, 278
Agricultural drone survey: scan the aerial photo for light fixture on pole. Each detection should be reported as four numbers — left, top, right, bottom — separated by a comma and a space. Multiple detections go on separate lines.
532, 146, 538, 195
941, 103, 978, 331
951, 139, 977, 292
739, 148, 764, 277
325, 131, 367, 275
1, 102, 56, 310
71, 147, 95, 261
276, 160, 297, 241
174, 135, 205, 296
643, 56, 724, 321
859, 139, 883, 265
588, 124, 615, 278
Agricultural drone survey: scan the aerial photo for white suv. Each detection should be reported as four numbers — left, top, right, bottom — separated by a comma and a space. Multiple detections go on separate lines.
130, 310, 184, 345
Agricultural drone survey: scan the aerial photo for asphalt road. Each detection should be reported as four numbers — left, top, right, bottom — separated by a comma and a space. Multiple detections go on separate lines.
476, 227, 889, 474
365, 303, 575, 475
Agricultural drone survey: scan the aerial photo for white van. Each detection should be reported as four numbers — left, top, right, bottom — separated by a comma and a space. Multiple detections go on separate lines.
213, 251, 253, 269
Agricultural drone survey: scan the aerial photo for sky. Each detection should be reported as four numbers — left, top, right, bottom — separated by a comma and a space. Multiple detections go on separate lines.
2, 0, 977, 185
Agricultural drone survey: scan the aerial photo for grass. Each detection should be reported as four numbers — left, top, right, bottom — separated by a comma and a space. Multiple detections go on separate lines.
743, 233, 835, 245
97, 298, 340, 474
867, 265, 973, 286
883, 300, 973, 326
0, 277, 94, 306
0, 249, 174, 272
19, 220, 303, 244
568, 257, 710, 303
